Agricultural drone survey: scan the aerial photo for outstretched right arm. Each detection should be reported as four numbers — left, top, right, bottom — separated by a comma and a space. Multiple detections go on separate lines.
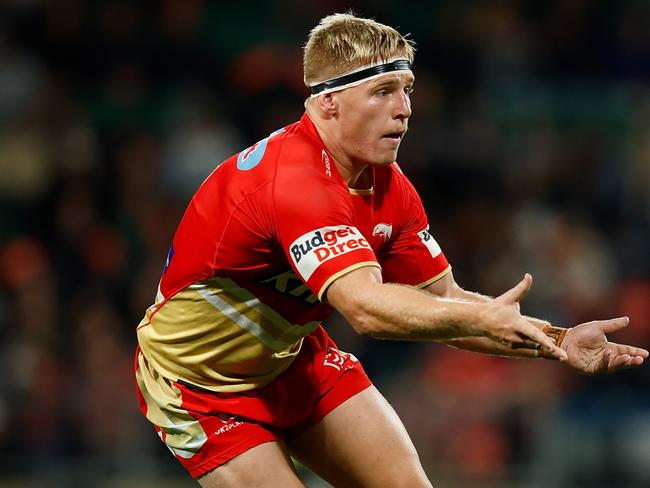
325, 267, 567, 360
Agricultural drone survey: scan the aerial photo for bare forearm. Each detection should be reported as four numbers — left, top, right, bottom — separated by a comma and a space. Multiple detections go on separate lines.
442, 337, 540, 358
346, 282, 488, 341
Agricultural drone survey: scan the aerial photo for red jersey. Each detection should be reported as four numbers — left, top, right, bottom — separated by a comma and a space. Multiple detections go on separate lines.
136, 113, 450, 393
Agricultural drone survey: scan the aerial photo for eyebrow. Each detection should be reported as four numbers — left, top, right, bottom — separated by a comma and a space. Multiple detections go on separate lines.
369, 74, 415, 89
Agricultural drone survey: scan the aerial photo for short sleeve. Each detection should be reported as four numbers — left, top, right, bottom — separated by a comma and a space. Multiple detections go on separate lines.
272, 167, 380, 301
380, 171, 450, 287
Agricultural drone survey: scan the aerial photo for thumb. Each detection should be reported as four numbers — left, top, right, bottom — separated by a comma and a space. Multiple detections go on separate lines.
597, 316, 630, 334
497, 273, 533, 304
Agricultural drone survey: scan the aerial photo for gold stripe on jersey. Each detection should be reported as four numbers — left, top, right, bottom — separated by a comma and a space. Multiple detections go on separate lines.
136, 351, 208, 459
416, 265, 452, 289
205, 277, 320, 345
137, 278, 320, 393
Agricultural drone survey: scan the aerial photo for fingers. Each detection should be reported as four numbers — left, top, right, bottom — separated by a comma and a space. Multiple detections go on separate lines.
510, 339, 542, 350
488, 317, 567, 360
514, 325, 567, 361
610, 342, 650, 359
607, 353, 644, 372
542, 344, 568, 362
602, 341, 646, 372
498, 273, 533, 305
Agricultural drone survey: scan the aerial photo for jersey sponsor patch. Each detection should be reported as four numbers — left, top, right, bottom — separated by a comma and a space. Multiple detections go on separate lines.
322, 150, 332, 177
323, 346, 359, 370
418, 227, 442, 258
289, 225, 371, 281
236, 127, 286, 171
259, 269, 318, 305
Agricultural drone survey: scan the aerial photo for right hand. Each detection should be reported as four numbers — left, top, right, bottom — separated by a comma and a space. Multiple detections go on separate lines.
479, 274, 567, 361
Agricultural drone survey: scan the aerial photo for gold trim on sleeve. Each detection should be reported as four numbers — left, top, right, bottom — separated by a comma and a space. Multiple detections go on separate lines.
416, 265, 452, 289
317, 261, 382, 302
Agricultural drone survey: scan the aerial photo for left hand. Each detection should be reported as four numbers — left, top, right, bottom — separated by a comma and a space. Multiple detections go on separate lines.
562, 317, 649, 375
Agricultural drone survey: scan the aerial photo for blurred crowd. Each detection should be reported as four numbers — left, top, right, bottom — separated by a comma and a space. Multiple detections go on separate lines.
0, 1, 648, 487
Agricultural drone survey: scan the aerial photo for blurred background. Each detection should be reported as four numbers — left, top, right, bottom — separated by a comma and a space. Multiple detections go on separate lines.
0, 0, 649, 487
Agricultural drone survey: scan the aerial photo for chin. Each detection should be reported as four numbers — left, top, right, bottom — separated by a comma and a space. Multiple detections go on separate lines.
379, 157, 397, 166
378, 150, 399, 165
357, 146, 399, 166
364, 154, 394, 166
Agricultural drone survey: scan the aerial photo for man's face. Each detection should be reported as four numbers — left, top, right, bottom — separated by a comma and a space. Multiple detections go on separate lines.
331, 72, 414, 166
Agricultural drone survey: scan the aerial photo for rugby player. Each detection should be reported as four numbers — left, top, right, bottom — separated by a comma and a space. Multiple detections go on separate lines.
134, 13, 648, 487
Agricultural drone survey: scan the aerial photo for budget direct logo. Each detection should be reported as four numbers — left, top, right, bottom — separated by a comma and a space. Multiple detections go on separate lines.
289, 226, 370, 280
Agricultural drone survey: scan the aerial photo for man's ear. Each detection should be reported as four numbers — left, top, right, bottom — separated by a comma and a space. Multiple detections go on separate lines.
316, 93, 338, 117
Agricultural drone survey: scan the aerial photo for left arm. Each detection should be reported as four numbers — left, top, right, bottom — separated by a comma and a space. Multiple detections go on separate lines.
426, 271, 649, 373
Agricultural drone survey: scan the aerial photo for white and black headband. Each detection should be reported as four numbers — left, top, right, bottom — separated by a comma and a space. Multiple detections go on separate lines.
308, 59, 413, 97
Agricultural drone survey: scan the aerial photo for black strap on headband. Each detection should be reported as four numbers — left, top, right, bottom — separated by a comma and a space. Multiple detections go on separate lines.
310, 59, 412, 95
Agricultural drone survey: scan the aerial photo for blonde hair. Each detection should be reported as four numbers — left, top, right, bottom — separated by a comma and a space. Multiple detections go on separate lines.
303, 13, 415, 86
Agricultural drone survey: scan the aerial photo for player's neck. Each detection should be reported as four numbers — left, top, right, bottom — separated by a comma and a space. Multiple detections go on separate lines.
327, 149, 368, 189
306, 107, 369, 188
340, 161, 371, 190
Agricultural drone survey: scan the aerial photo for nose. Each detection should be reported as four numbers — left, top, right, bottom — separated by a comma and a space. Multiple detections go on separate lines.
393, 90, 412, 120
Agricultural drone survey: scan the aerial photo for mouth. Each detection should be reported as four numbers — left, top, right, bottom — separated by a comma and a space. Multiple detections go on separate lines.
381, 131, 405, 142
